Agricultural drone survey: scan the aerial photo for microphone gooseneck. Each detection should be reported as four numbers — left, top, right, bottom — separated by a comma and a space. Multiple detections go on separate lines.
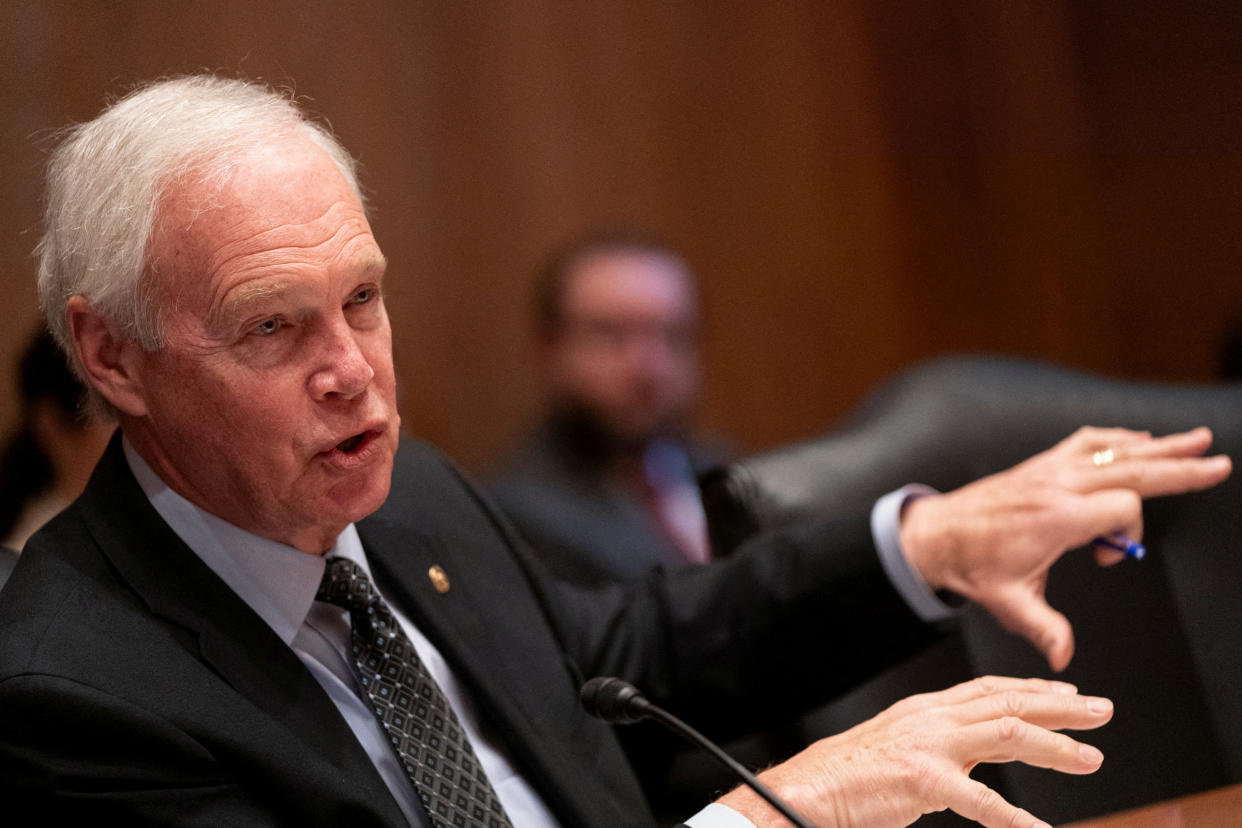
579, 677, 816, 828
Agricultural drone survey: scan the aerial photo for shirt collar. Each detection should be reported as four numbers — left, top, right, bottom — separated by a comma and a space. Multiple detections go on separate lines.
122, 437, 365, 645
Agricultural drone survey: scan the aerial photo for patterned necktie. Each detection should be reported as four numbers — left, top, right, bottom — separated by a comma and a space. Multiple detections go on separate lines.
316, 557, 514, 828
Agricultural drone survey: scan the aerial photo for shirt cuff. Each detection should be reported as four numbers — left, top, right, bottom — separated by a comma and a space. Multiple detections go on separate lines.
871, 484, 958, 622
682, 802, 757, 828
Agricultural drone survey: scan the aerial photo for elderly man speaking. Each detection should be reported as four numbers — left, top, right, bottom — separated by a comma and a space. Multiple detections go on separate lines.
0, 75, 1229, 828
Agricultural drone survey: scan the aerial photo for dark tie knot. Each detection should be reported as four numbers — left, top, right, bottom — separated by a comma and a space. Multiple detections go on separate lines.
317, 557, 388, 621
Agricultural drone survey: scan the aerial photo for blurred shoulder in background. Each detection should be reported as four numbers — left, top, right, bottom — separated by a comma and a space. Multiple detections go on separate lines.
0, 328, 112, 553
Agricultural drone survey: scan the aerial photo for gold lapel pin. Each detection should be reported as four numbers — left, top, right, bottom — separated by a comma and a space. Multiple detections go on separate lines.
428, 565, 451, 594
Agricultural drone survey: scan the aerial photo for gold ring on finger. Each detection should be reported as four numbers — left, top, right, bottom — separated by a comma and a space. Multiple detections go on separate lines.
1092, 448, 1116, 467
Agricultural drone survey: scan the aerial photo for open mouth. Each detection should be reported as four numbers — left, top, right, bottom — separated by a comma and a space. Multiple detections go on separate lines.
336, 432, 369, 454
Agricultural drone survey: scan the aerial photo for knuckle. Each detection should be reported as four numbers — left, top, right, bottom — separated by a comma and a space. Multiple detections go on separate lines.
1052, 467, 1079, 491
903, 753, 949, 806
998, 690, 1026, 718
974, 675, 1004, 695
996, 716, 1023, 743
973, 784, 1005, 818
1006, 809, 1031, 828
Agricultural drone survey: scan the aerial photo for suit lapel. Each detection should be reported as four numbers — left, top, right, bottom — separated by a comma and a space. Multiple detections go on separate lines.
358, 505, 635, 827
359, 513, 536, 740
78, 436, 406, 824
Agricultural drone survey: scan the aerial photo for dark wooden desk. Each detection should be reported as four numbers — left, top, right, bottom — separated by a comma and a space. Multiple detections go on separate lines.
1061, 782, 1242, 827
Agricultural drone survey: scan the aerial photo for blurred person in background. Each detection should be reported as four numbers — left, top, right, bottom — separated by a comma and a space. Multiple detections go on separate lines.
0, 328, 111, 553
491, 230, 726, 588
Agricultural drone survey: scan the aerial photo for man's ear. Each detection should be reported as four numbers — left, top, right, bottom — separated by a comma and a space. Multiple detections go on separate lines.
66, 295, 149, 417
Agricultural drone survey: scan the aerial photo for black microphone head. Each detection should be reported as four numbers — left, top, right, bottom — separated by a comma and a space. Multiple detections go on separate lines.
580, 677, 649, 724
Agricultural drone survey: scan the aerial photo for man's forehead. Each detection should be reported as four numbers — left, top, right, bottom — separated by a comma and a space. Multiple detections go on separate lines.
567, 251, 697, 315
149, 138, 379, 304
156, 136, 356, 229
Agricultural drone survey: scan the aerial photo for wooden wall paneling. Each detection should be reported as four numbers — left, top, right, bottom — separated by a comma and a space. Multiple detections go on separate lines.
1, 1, 1239, 477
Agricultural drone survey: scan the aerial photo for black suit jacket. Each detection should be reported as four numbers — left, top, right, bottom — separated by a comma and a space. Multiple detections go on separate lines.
0, 435, 937, 825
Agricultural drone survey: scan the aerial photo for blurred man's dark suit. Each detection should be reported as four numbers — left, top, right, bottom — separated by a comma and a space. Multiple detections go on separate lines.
0, 434, 938, 825
490, 423, 727, 587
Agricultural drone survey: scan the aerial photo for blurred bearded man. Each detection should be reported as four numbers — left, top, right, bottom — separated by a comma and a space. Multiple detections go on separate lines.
492, 233, 724, 586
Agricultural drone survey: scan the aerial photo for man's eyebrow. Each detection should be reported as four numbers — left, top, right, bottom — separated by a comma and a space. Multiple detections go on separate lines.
217, 281, 298, 322
216, 254, 389, 322
360, 253, 388, 276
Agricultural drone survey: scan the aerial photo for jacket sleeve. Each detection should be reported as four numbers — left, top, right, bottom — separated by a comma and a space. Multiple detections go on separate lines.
543, 509, 945, 740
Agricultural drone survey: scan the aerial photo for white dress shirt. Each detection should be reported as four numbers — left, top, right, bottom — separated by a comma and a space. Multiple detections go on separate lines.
123, 440, 949, 828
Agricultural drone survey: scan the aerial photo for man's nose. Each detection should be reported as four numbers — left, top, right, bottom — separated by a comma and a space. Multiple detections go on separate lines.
629, 333, 680, 377
308, 321, 375, 401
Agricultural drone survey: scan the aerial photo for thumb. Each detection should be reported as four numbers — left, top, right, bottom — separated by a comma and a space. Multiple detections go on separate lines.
987, 587, 1076, 672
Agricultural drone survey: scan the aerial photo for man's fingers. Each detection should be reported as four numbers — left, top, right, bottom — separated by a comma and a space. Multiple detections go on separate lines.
950, 718, 1106, 774
890, 676, 1079, 715
986, 590, 1075, 671
1105, 426, 1214, 460
1082, 454, 1231, 498
1056, 427, 1228, 496
944, 691, 1114, 733
938, 774, 1052, 828
938, 718, 1105, 826
1065, 425, 1211, 457
1061, 426, 1153, 454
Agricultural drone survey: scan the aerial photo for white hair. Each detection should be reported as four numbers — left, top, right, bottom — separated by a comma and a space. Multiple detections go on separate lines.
36, 74, 365, 372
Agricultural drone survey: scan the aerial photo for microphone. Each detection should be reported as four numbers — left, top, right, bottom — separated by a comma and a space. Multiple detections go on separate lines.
580, 677, 816, 828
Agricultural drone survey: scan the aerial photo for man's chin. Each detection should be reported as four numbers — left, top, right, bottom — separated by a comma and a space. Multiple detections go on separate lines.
327, 458, 394, 524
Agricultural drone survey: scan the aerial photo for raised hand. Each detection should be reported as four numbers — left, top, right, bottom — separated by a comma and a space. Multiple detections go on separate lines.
899, 426, 1231, 670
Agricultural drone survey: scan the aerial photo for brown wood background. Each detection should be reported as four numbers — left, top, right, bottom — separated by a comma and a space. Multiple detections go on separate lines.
2, 1, 1240, 475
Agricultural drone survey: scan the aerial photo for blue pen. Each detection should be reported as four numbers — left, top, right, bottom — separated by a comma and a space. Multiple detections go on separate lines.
1092, 534, 1146, 560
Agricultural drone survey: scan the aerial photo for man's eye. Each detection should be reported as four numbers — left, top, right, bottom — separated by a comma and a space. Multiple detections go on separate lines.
253, 318, 283, 336
350, 287, 376, 306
